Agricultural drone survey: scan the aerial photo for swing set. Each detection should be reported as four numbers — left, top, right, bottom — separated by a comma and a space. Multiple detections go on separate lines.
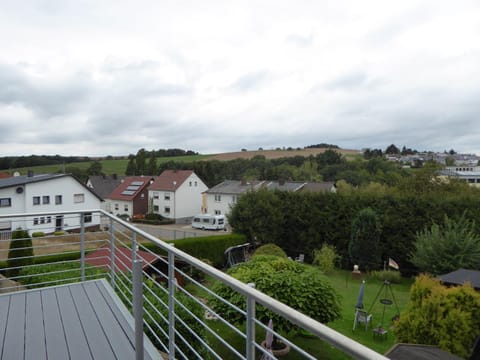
367, 280, 400, 339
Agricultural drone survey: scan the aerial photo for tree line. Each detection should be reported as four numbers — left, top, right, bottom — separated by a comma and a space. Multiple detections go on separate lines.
0, 155, 91, 170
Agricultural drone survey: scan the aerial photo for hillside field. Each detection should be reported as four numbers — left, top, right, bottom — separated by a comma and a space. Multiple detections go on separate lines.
8, 148, 361, 176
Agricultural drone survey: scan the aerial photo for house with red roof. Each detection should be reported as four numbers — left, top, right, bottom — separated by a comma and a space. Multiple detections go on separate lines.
105, 176, 155, 218
148, 170, 208, 222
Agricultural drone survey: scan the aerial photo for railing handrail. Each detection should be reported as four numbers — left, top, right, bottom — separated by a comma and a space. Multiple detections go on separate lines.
0, 209, 388, 359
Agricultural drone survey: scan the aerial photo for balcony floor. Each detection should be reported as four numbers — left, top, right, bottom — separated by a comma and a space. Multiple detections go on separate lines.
0, 279, 161, 360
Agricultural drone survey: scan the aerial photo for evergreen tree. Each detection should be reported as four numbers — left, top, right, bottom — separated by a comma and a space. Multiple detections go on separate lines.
147, 152, 157, 175
125, 156, 136, 176
7, 228, 34, 277
135, 148, 147, 175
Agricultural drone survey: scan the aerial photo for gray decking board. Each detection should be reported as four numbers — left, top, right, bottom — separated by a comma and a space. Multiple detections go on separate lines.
0, 279, 161, 360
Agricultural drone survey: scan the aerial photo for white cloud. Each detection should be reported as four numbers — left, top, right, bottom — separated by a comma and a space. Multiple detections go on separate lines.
0, 0, 479, 156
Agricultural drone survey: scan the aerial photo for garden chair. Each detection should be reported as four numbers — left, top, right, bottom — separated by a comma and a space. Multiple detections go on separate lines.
295, 254, 305, 262
353, 309, 372, 331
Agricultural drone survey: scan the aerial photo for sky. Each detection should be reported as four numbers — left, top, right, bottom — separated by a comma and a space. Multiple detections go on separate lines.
1, 0, 480, 157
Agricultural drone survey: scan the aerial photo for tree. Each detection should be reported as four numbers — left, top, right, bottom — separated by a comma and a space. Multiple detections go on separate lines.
394, 274, 480, 358
348, 207, 382, 270
147, 152, 157, 175
410, 214, 480, 275
316, 149, 345, 168
385, 144, 400, 154
87, 160, 103, 176
7, 228, 34, 277
125, 156, 136, 176
135, 148, 147, 175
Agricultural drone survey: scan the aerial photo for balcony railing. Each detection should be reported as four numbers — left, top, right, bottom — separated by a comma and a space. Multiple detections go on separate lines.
0, 210, 388, 360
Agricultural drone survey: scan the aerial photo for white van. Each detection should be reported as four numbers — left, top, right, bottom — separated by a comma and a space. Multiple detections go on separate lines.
192, 214, 226, 230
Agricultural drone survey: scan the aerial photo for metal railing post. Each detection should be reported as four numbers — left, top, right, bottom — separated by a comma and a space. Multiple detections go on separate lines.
168, 249, 176, 360
246, 283, 256, 360
109, 217, 115, 289
133, 259, 144, 360
132, 232, 137, 260
80, 213, 85, 282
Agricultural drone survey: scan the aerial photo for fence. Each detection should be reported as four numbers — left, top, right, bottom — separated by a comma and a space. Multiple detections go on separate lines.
0, 210, 387, 360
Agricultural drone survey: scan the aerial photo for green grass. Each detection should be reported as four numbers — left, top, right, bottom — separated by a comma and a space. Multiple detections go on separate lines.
9, 154, 213, 175
198, 269, 413, 359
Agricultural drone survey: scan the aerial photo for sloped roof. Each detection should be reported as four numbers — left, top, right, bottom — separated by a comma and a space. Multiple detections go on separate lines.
205, 180, 265, 195
88, 175, 125, 199
108, 176, 155, 201
149, 170, 194, 191
298, 181, 336, 192
437, 268, 480, 290
264, 181, 306, 192
385, 343, 463, 360
85, 245, 159, 273
0, 173, 103, 201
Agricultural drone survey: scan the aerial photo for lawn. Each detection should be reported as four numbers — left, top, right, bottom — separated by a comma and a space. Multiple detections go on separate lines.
199, 269, 413, 359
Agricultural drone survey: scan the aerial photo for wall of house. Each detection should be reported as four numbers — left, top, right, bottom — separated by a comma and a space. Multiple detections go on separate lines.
174, 174, 208, 220
132, 188, 149, 215
106, 199, 133, 217
0, 176, 101, 233
205, 193, 237, 216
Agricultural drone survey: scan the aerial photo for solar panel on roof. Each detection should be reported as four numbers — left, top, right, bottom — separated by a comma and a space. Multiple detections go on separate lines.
121, 190, 136, 195
131, 181, 144, 186
126, 185, 140, 191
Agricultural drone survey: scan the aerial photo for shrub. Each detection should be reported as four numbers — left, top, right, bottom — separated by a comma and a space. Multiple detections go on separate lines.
312, 243, 340, 274
394, 274, 480, 358
142, 234, 247, 268
209, 256, 341, 334
369, 270, 402, 284
411, 213, 480, 275
349, 207, 382, 271
54, 231, 65, 236
32, 232, 45, 237
7, 228, 34, 277
252, 243, 287, 258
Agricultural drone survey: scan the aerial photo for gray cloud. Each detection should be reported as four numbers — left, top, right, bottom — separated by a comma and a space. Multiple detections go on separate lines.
229, 70, 271, 92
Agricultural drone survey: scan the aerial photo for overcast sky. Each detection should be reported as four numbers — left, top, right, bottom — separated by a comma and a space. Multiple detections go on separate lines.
1, 0, 479, 156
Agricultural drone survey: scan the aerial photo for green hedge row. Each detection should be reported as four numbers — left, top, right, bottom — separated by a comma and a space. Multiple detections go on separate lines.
142, 233, 247, 268
132, 219, 175, 225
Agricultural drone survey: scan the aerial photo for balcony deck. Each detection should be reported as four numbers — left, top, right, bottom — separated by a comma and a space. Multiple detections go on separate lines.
0, 279, 161, 360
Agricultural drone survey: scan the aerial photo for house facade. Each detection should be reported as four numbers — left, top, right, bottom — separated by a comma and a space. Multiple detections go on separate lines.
148, 170, 208, 222
205, 180, 336, 216
105, 176, 155, 218
0, 173, 102, 234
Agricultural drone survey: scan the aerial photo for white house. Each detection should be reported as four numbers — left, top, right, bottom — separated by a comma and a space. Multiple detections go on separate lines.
148, 170, 208, 222
205, 180, 336, 216
0, 173, 103, 234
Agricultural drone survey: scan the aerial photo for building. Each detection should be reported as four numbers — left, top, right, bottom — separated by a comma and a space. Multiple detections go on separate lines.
148, 170, 208, 222
204, 180, 336, 216
105, 176, 155, 218
86, 175, 125, 210
437, 169, 480, 187
0, 173, 102, 234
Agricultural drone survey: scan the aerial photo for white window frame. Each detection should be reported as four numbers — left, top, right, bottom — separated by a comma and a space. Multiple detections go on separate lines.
74, 193, 85, 203
0, 198, 11, 207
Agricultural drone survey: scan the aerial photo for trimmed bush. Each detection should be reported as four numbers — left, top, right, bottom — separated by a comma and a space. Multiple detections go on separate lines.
142, 233, 247, 268
252, 243, 287, 258
32, 232, 45, 237
7, 228, 34, 277
312, 243, 340, 274
394, 274, 480, 358
209, 256, 341, 334
369, 270, 402, 284
53, 231, 65, 236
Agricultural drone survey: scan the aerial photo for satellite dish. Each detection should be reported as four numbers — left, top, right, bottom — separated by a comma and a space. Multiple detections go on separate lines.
16, 187, 24, 194
13, 172, 20, 177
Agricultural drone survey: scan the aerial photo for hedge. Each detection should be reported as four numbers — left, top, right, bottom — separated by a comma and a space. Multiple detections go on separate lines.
142, 233, 247, 268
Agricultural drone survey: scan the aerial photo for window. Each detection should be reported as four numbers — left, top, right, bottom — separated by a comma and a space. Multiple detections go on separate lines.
189, 181, 192, 186
46, 216, 52, 224
124, 205, 128, 212
33, 218, 39, 225
40, 217, 45, 224
114, 203, 119, 210
153, 205, 159, 212
74, 194, 85, 203
215, 210, 221, 215
55, 195, 62, 205
164, 193, 171, 201
153, 192, 159, 199
83, 212, 92, 223
42, 196, 50, 205
164, 206, 170, 214
0, 198, 11, 207
195, 181, 198, 186
232, 195, 237, 203
215, 194, 221, 202
33, 196, 40, 205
